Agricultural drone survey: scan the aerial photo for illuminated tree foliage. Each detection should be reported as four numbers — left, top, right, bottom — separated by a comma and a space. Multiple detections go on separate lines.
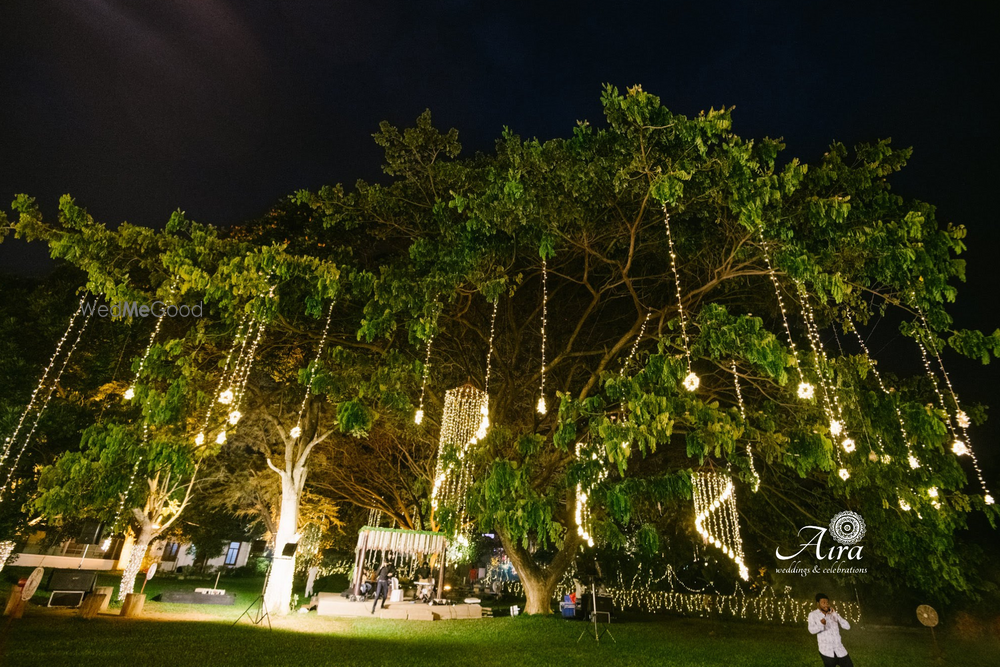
6, 86, 998, 614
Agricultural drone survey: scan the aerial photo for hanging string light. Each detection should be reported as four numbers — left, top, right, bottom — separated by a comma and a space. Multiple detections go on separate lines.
662, 206, 697, 391
1, 304, 94, 500
842, 311, 918, 468
195, 312, 250, 446
123, 309, 166, 402
731, 362, 761, 492
290, 298, 337, 441
431, 385, 489, 514
692, 472, 749, 581
537, 259, 549, 414
794, 282, 852, 472
103, 424, 149, 550
912, 302, 993, 504
414, 298, 442, 426
754, 227, 813, 400
478, 299, 499, 438
1, 294, 88, 469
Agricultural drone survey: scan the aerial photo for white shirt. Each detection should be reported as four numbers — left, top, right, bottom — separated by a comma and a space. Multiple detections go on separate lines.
808, 608, 851, 658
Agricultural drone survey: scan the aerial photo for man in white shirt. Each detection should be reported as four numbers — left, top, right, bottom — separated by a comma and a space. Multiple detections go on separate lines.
807, 593, 855, 666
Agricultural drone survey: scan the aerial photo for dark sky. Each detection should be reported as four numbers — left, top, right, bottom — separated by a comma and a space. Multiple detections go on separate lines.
2, 1, 999, 482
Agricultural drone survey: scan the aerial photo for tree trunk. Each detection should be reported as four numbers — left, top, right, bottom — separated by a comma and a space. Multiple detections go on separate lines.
498, 529, 580, 615
118, 525, 153, 601
263, 473, 301, 615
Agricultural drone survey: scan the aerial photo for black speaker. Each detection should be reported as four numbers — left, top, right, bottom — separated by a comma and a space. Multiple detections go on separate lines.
77, 519, 103, 545
281, 542, 298, 557
48, 570, 97, 593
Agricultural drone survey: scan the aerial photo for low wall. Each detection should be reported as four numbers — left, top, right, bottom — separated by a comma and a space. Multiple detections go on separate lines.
11, 554, 117, 570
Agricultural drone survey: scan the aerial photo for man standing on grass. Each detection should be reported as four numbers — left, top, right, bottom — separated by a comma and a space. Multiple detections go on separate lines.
808, 593, 855, 666
371, 561, 395, 614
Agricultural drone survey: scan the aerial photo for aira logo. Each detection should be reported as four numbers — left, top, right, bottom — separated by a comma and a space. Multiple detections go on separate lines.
776, 511, 866, 562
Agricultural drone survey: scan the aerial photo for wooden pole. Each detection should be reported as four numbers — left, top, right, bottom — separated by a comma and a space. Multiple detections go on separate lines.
436, 544, 447, 602
353, 531, 368, 596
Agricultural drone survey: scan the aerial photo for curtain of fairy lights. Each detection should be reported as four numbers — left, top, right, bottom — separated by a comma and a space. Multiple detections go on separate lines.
431, 385, 489, 516
692, 472, 749, 581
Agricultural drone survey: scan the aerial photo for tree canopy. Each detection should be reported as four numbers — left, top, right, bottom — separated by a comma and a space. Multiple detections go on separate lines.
4, 85, 998, 612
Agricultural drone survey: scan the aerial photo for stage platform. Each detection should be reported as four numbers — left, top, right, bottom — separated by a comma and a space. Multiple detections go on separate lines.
313, 593, 483, 621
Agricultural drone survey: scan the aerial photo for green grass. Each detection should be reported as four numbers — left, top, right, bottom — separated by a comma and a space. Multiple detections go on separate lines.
3, 602, 995, 666
2, 569, 994, 666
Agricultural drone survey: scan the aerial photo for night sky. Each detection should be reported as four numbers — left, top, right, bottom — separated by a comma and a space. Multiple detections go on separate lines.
2, 1, 999, 480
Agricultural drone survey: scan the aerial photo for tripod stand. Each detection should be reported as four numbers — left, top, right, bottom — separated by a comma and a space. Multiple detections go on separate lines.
232, 557, 275, 630
577, 576, 615, 644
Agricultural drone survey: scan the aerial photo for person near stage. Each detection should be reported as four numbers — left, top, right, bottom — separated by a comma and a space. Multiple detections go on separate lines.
371, 561, 395, 613
807, 593, 854, 666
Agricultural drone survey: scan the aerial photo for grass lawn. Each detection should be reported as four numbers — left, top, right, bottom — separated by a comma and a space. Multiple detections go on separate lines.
2, 573, 995, 667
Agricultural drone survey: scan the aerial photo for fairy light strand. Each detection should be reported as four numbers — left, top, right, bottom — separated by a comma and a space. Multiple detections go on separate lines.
912, 304, 991, 502
662, 206, 697, 392
292, 299, 337, 439
1, 306, 94, 500
755, 228, 813, 399
842, 311, 917, 471
731, 362, 760, 492
692, 472, 749, 581
1, 294, 87, 466
537, 259, 548, 414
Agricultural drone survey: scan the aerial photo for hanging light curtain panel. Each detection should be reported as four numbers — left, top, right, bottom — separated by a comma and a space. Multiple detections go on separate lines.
431, 385, 489, 512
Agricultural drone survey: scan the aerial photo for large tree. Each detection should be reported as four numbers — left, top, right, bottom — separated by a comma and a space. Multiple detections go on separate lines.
7, 86, 998, 615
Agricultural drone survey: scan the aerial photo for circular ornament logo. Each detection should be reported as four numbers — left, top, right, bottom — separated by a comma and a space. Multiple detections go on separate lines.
829, 511, 866, 545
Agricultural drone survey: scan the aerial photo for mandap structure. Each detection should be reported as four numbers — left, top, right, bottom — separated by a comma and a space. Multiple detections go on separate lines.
352, 527, 449, 599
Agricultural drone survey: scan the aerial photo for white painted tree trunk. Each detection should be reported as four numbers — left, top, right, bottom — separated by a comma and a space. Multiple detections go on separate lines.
118, 525, 153, 601
263, 473, 301, 615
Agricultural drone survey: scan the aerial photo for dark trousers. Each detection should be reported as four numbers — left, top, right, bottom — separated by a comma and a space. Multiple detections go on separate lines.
372, 580, 389, 612
821, 653, 854, 667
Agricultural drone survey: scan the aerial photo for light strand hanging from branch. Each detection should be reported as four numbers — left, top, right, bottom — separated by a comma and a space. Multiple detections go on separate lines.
430, 385, 489, 515
123, 315, 164, 401
1, 293, 88, 468
574, 441, 609, 547
219, 285, 275, 443
692, 471, 750, 581
0, 304, 94, 500
194, 311, 250, 446
103, 423, 149, 550
842, 311, 918, 470
731, 362, 760, 492
755, 228, 813, 400
794, 281, 850, 480
537, 260, 549, 414
912, 306, 992, 505
414, 297, 442, 426
290, 298, 336, 441
615, 311, 652, 460
478, 298, 499, 439
662, 206, 698, 392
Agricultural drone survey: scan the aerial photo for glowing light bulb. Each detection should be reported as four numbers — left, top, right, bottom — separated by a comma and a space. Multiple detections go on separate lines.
797, 382, 814, 400
683, 372, 700, 392
216, 430, 227, 445
829, 420, 843, 436
838, 468, 850, 481
986, 494, 995, 505
414, 409, 424, 425
218, 389, 234, 405
899, 499, 911, 511
927, 487, 938, 498
842, 438, 855, 453
194, 432, 205, 446
290, 425, 302, 439
102, 537, 112, 550
908, 455, 921, 469
228, 410, 242, 425
956, 411, 970, 428
536, 396, 547, 415
123, 387, 135, 400
951, 439, 968, 456
882, 454, 892, 464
